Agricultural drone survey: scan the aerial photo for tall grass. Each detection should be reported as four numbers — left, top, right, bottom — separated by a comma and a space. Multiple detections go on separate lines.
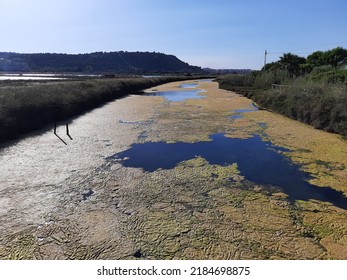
0, 76, 199, 143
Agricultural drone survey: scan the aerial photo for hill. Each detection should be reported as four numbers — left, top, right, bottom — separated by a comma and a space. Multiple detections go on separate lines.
0, 51, 202, 74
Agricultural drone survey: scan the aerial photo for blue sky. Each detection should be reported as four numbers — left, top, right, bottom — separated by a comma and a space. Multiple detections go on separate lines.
1, 0, 346, 69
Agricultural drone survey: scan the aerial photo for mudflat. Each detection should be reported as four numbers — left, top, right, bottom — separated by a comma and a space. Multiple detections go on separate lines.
0, 80, 346, 259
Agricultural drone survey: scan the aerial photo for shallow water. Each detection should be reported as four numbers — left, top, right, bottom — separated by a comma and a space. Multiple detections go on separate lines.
230, 114, 244, 120
146, 89, 206, 102
0, 73, 99, 80
109, 133, 347, 209
234, 104, 259, 113
0, 76, 67, 80
197, 79, 215, 83
180, 83, 199, 88
230, 103, 259, 119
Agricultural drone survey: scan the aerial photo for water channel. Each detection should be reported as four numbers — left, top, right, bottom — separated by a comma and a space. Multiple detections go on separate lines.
0, 79, 346, 259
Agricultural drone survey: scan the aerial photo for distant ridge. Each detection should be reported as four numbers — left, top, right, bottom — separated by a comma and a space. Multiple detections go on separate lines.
0, 51, 202, 74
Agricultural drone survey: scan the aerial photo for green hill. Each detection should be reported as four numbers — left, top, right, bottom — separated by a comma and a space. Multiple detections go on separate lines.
0, 51, 202, 74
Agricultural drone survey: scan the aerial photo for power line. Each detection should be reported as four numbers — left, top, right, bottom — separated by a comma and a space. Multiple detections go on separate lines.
286, 40, 347, 53
268, 40, 347, 55
267, 52, 311, 55
264, 41, 347, 68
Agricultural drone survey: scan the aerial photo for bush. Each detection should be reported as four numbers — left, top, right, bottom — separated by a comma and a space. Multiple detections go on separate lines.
308, 69, 347, 84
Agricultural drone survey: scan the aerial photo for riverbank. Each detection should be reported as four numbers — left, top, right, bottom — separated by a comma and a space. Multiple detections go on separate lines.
0, 76, 207, 143
216, 74, 347, 138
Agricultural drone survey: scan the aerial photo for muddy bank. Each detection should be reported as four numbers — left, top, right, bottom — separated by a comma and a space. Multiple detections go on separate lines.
0, 80, 346, 259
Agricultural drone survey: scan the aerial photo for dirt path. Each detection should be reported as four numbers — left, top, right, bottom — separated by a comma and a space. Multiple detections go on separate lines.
0, 80, 346, 259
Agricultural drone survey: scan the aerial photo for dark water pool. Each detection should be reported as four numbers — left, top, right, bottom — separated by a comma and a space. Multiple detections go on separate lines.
146, 89, 206, 102
108, 133, 347, 209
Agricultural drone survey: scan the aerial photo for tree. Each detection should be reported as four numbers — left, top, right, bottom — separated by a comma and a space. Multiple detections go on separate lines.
278, 53, 306, 77
307, 51, 326, 67
326, 47, 347, 67
307, 47, 347, 68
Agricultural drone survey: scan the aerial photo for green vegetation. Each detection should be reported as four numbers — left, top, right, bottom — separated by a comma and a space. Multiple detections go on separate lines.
217, 47, 347, 137
0, 76, 203, 143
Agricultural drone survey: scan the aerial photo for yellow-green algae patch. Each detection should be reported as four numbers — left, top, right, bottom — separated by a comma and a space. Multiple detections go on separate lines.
1, 156, 342, 259
123, 158, 328, 259
144, 81, 260, 143
0, 231, 38, 260
296, 199, 347, 259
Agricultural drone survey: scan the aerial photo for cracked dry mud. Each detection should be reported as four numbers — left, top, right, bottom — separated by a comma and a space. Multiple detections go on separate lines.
0, 80, 346, 259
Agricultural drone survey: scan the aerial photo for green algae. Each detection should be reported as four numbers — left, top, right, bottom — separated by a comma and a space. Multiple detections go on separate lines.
118, 158, 329, 259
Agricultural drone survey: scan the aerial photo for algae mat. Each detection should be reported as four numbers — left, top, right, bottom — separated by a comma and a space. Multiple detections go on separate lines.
0, 80, 346, 259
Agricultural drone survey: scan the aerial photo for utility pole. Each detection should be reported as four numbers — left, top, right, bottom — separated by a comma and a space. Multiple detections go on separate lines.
264, 50, 268, 69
